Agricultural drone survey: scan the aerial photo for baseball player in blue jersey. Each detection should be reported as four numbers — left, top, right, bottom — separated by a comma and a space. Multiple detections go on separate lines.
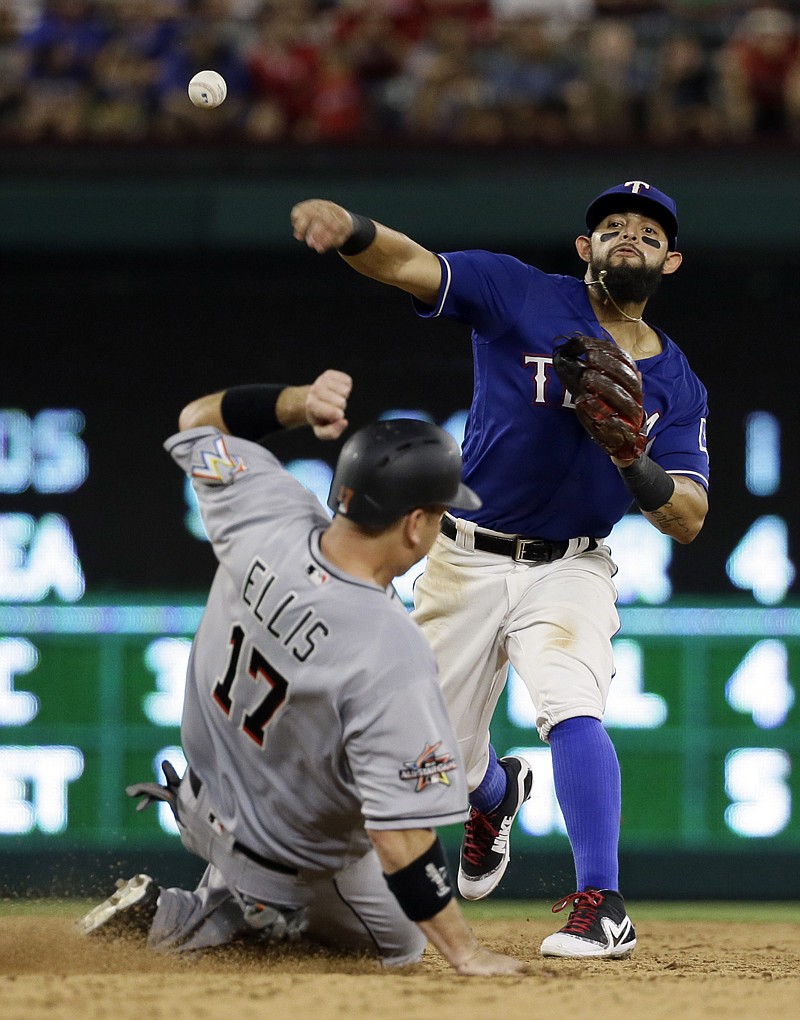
291, 181, 710, 958
78, 369, 527, 977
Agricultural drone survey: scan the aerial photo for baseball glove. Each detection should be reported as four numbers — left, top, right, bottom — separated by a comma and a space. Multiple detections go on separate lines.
552, 334, 647, 461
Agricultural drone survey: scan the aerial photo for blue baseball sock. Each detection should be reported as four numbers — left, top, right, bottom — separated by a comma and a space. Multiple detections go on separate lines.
469, 744, 507, 813
548, 716, 621, 892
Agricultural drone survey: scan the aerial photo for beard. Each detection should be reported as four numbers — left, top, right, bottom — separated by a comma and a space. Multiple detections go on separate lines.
590, 256, 665, 304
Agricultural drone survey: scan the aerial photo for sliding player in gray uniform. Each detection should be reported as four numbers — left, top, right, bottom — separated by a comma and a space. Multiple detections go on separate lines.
78, 369, 526, 977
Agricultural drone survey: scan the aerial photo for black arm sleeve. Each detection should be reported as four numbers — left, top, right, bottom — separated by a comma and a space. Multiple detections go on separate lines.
220, 384, 287, 440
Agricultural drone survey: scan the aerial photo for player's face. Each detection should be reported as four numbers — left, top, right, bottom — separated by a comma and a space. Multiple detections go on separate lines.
589, 211, 671, 303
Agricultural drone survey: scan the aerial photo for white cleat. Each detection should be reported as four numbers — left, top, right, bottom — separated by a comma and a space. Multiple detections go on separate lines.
77, 873, 159, 938
540, 888, 637, 958
458, 755, 533, 901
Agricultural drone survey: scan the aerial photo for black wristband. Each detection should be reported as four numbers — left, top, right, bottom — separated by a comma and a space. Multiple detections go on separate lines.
383, 836, 453, 922
618, 455, 676, 513
337, 212, 377, 256
220, 384, 286, 440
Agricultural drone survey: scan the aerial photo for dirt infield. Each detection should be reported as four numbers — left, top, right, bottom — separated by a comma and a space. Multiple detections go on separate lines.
1, 912, 798, 1020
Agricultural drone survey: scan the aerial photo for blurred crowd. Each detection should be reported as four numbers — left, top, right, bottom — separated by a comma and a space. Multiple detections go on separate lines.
3, 0, 800, 145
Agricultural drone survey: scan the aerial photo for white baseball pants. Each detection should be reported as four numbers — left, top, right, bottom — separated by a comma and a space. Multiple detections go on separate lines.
412, 526, 620, 790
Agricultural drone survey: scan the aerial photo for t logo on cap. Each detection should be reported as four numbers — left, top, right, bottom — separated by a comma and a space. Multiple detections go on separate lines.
585, 181, 679, 250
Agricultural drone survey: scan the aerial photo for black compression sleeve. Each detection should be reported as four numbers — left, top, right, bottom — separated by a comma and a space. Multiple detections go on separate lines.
220, 384, 286, 440
337, 212, 377, 256
383, 837, 454, 921
617, 455, 676, 512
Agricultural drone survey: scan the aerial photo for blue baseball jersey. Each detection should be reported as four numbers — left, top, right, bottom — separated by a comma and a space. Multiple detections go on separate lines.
414, 250, 709, 539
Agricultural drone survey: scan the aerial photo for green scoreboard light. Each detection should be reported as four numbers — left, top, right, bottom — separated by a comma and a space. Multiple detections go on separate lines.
0, 602, 798, 856
498, 607, 800, 853
1, 402, 799, 896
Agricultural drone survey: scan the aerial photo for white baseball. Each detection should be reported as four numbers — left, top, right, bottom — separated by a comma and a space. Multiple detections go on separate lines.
188, 70, 227, 109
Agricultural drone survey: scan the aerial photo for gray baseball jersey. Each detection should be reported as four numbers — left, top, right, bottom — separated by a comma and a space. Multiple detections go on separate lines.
165, 426, 469, 874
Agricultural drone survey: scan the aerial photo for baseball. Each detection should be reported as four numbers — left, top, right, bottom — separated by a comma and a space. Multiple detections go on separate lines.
188, 70, 227, 108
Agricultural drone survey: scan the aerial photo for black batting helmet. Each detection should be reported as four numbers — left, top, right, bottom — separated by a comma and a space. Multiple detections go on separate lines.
327, 418, 481, 528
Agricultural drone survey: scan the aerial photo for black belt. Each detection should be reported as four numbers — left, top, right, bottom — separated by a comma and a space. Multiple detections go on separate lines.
440, 515, 596, 563
188, 768, 298, 876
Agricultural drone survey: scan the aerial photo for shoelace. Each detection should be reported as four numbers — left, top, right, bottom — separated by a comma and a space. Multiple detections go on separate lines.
550, 890, 606, 934
461, 808, 500, 866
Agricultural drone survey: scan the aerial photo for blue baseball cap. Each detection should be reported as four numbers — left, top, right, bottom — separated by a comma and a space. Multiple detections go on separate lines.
585, 181, 678, 249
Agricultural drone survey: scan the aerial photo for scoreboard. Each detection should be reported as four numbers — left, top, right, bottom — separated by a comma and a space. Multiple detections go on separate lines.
1, 399, 799, 892
1, 602, 798, 858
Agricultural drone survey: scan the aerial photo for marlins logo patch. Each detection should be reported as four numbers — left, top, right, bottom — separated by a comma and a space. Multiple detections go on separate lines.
399, 742, 458, 792
191, 436, 247, 484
